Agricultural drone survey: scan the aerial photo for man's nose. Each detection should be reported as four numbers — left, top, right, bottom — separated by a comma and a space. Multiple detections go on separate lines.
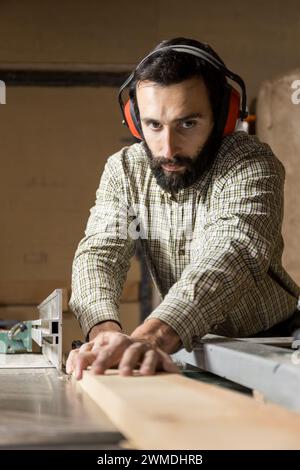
161, 128, 179, 160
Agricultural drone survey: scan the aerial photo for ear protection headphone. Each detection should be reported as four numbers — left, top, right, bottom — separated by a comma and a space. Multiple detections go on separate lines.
118, 44, 248, 140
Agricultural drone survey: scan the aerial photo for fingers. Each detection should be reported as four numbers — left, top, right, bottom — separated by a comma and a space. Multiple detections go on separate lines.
66, 348, 79, 375
91, 336, 131, 374
65, 334, 180, 380
118, 343, 150, 376
159, 350, 180, 374
80, 342, 94, 352
139, 348, 180, 375
118, 344, 179, 376
90, 346, 120, 375
74, 351, 97, 380
66, 342, 95, 380
66, 332, 132, 380
139, 349, 158, 375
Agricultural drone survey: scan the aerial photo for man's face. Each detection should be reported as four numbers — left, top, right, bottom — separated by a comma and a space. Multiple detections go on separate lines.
136, 77, 214, 192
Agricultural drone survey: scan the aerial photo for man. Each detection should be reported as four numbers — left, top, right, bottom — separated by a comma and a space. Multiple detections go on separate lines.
67, 38, 300, 380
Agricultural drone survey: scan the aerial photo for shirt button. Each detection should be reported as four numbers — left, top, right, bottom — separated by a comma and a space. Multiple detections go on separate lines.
179, 249, 185, 255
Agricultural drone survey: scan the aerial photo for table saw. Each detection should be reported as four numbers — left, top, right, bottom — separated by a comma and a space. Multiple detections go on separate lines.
0, 290, 122, 449
1, 289, 300, 450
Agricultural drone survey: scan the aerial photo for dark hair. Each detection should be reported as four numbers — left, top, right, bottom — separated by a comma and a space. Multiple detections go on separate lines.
129, 37, 227, 125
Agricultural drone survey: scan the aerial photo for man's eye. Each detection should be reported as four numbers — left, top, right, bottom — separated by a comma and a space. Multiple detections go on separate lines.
148, 122, 162, 130
181, 120, 197, 129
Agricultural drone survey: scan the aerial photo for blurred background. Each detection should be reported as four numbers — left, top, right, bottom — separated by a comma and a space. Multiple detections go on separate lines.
0, 0, 299, 359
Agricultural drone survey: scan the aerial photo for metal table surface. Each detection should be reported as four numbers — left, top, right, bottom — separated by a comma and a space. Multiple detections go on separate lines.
0, 357, 122, 449
0, 355, 254, 450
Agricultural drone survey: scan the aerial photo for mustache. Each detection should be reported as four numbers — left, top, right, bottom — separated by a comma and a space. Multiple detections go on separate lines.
150, 155, 193, 169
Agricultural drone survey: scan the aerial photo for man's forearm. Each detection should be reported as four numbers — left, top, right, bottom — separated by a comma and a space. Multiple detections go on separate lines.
131, 318, 182, 354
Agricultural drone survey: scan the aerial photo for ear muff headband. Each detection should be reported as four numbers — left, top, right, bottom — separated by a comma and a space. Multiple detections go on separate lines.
118, 44, 248, 140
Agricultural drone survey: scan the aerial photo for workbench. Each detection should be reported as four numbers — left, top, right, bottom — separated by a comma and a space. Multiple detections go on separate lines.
1, 360, 300, 450
0, 357, 121, 449
1, 290, 300, 450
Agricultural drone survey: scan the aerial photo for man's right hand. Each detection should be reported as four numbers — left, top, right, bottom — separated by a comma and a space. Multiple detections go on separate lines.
66, 320, 122, 379
66, 321, 179, 379
66, 329, 133, 380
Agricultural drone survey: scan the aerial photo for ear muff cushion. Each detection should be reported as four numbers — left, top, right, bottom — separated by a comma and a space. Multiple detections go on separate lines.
124, 100, 143, 140
223, 87, 241, 135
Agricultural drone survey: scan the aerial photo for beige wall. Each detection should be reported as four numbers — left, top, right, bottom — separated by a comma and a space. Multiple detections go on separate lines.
0, 86, 133, 283
0, 0, 300, 103
0, 1, 299, 298
257, 70, 300, 285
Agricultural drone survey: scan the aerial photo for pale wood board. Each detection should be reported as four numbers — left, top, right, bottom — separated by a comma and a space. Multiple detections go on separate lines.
79, 370, 300, 450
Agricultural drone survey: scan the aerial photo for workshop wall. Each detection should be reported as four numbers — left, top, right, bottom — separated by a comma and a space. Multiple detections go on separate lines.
0, 85, 141, 337
0, 0, 299, 103
0, 86, 133, 282
257, 70, 300, 285
0, 0, 299, 333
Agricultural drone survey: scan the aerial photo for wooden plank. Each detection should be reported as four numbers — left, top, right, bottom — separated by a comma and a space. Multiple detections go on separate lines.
79, 370, 300, 450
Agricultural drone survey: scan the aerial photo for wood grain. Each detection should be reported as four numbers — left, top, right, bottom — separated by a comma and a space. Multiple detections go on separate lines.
79, 370, 300, 450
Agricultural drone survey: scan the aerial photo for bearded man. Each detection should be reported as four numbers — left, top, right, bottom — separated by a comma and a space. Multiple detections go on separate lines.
67, 38, 300, 379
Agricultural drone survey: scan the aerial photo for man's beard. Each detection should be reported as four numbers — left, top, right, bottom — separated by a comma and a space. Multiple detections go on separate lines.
143, 129, 221, 193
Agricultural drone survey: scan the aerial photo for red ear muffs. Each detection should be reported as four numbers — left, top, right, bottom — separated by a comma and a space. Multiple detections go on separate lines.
124, 100, 143, 140
223, 87, 241, 136
119, 44, 247, 139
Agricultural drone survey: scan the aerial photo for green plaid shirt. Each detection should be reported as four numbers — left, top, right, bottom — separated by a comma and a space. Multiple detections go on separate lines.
70, 131, 299, 351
